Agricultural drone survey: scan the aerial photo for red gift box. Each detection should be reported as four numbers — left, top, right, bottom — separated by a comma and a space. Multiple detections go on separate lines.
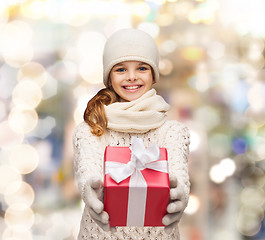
104, 138, 169, 227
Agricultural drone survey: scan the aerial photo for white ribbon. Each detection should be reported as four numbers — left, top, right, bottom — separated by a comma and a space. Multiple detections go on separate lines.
105, 137, 168, 226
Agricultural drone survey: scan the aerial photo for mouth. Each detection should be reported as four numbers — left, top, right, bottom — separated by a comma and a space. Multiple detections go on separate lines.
122, 85, 142, 90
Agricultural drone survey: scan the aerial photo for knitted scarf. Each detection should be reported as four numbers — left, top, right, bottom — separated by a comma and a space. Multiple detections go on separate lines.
105, 89, 170, 133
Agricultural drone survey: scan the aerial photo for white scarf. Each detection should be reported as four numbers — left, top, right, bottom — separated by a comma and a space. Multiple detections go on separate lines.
105, 89, 170, 133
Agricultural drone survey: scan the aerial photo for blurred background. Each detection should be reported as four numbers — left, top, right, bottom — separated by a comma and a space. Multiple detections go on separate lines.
0, 0, 264, 239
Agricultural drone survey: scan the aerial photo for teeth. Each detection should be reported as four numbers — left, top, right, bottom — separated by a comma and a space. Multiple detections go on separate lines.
124, 85, 140, 90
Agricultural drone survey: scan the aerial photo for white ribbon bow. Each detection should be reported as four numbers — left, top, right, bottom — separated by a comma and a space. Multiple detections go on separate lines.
105, 136, 168, 226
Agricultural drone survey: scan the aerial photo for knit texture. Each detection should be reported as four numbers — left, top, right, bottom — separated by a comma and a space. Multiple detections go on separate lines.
104, 89, 170, 133
103, 28, 160, 87
73, 120, 190, 240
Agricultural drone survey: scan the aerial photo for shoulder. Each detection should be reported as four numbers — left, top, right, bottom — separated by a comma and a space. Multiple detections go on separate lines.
73, 121, 90, 136
160, 120, 190, 136
73, 121, 98, 142
157, 120, 190, 146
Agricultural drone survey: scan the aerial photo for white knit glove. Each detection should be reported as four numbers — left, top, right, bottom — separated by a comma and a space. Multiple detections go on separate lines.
84, 176, 111, 231
162, 176, 186, 234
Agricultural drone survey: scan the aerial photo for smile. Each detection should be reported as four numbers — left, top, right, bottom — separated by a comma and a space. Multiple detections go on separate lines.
123, 85, 142, 90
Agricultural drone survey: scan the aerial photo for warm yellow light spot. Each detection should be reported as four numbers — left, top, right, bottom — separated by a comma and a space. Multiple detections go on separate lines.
132, 2, 150, 17
76, 31, 105, 58
180, 47, 205, 61
0, 165, 22, 194
79, 57, 103, 84
159, 59, 173, 75
0, 5, 9, 24
4, 204, 35, 229
8, 108, 38, 134
0, 121, 24, 150
4, 181, 35, 208
0, 20, 32, 46
9, 144, 39, 174
17, 62, 47, 87
3, 44, 34, 68
188, 10, 201, 24
20, 0, 46, 19
248, 83, 265, 111
156, 13, 175, 26
0, 99, 7, 119
74, 108, 83, 125
12, 80, 42, 110
138, 22, 160, 38
3, 226, 32, 240
0, 21, 34, 68
148, 0, 166, 5
185, 194, 200, 215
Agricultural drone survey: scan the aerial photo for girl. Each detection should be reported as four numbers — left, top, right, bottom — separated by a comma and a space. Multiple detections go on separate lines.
73, 28, 190, 240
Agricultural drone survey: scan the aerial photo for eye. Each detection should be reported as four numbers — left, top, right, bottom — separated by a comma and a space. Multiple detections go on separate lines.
115, 68, 126, 72
138, 66, 148, 71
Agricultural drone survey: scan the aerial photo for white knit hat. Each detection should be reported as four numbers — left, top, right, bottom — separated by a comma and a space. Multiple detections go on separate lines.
103, 28, 160, 87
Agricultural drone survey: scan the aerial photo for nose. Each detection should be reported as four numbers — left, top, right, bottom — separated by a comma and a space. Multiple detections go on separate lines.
127, 69, 137, 81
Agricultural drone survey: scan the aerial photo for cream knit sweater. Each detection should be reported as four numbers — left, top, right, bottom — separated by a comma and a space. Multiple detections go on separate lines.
73, 120, 190, 240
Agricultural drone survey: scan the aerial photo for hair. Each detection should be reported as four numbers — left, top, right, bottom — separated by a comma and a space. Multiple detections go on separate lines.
83, 87, 118, 136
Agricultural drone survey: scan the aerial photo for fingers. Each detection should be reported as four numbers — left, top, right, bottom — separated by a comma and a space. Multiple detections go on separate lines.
170, 184, 184, 201
169, 175, 178, 188
90, 177, 103, 190
93, 218, 110, 232
86, 186, 104, 214
164, 221, 177, 235
88, 208, 109, 224
90, 197, 104, 214
162, 212, 182, 226
167, 201, 184, 214
110, 227, 117, 233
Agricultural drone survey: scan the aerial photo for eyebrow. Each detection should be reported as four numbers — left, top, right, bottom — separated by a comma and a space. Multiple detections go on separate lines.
114, 62, 149, 67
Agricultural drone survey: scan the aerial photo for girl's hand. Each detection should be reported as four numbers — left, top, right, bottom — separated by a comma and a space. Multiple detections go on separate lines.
162, 176, 186, 235
84, 177, 111, 231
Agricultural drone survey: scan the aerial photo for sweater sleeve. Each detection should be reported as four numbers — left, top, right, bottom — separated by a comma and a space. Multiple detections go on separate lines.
162, 121, 190, 206
72, 122, 104, 203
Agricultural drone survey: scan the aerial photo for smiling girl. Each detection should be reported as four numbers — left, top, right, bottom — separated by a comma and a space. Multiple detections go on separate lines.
73, 28, 190, 240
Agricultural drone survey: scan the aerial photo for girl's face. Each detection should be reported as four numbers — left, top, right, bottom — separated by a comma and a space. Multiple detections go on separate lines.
110, 61, 154, 102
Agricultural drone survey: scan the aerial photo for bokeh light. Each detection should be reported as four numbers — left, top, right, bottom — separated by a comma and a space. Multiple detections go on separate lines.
232, 138, 248, 154
209, 158, 236, 184
236, 205, 264, 237
180, 47, 205, 61
17, 62, 47, 87
4, 204, 35, 229
138, 22, 160, 38
159, 59, 173, 75
79, 56, 103, 84
8, 108, 38, 134
185, 194, 200, 215
0, 100, 7, 120
20, 0, 47, 19
240, 187, 265, 206
0, 165, 22, 194
132, 2, 150, 18
41, 73, 58, 99
9, 144, 39, 174
189, 130, 200, 152
0, 121, 24, 150
12, 80, 42, 110
0, 20, 34, 67
3, 226, 33, 240
4, 181, 35, 207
